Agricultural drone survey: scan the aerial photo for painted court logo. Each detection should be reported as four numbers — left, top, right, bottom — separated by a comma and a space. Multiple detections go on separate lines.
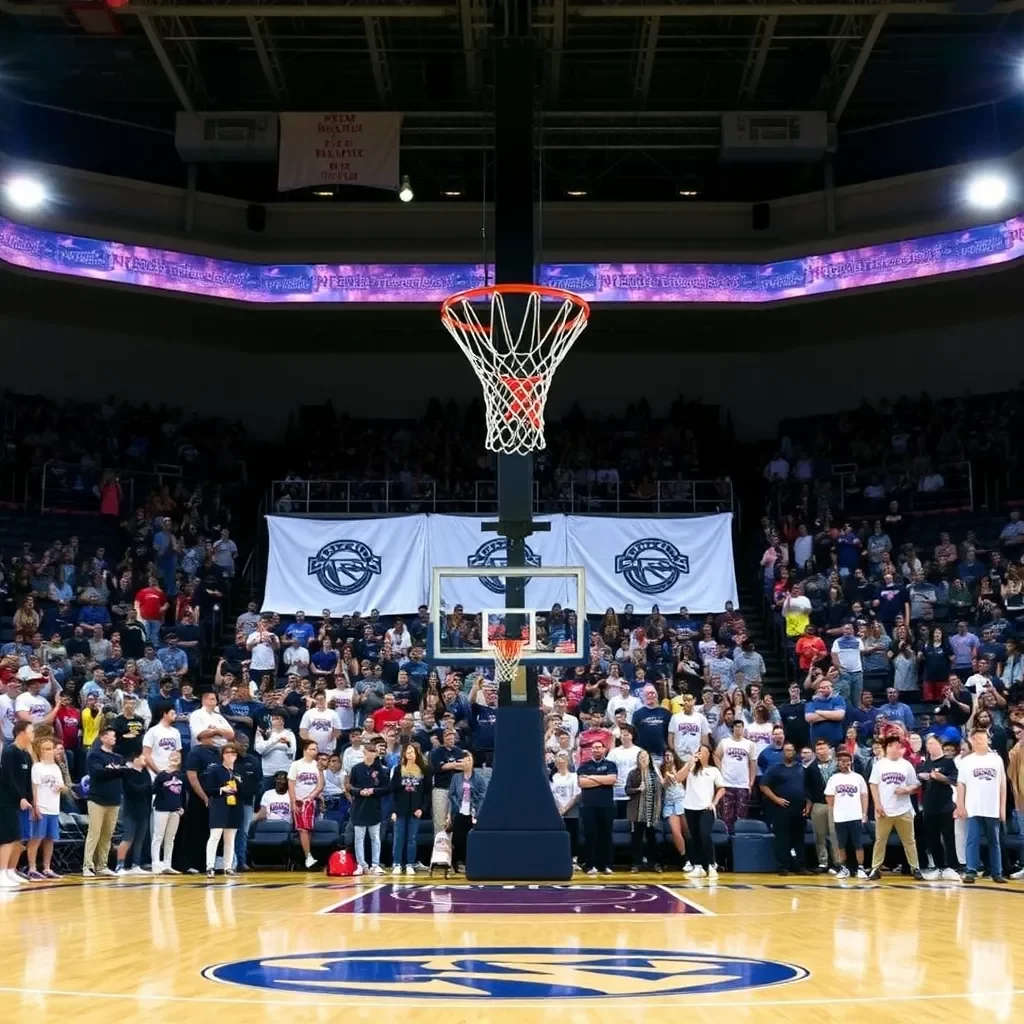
307, 539, 382, 596
203, 946, 808, 999
468, 538, 542, 594
615, 538, 690, 595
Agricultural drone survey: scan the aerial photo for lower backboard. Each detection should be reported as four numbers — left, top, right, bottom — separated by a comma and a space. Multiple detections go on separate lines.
428, 564, 587, 666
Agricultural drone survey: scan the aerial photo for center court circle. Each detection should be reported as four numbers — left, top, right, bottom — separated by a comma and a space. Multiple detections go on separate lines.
203, 946, 809, 999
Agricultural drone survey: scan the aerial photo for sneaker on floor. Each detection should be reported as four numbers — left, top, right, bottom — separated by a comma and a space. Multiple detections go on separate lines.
992, 875, 1009, 884
82, 867, 96, 878
920, 868, 940, 881
586, 867, 598, 876
836, 867, 850, 879
304, 855, 317, 869
685, 866, 706, 878
602, 867, 614, 875
682, 861, 694, 873
867, 869, 882, 881
225, 869, 237, 876
206, 869, 215, 878
962, 872, 976, 884
856, 868, 869, 879
391, 865, 402, 875
404, 865, 416, 876
186, 868, 199, 875
130, 866, 148, 875
414, 862, 429, 872
573, 862, 584, 873
629, 866, 640, 874
941, 868, 962, 882
911, 869, 926, 881
353, 865, 365, 876
707, 867, 719, 881
653, 864, 663, 873
4, 870, 24, 886
0, 875, 18, 889
42, 869, 61, 880
1009, 866, 1024, 880
164, 867, 182, 875
115, 867, 129, 877
99, 868, 116, 877
27, 870, 45, 881
827, 867, 838, 876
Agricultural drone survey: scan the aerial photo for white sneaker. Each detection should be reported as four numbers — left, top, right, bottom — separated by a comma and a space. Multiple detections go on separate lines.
99, 868, 116, 877
920, 868, 940, 881
836, 866, 850, 879
353, 865, 365, 876
707, 867, 719, 881
370, 865, 385, 876
115, 867, 129, 877
82, 867, 95, 878
391, 865, 402, 875
404, 865, 416, 876
304, 855, 316, 869
685, 866, 706, 878
682, 861, 694, 873
0, 874, 18, 889
1009, 866, 1024, 880
586, 867, 598, 876
856, 868, 869, 879
414, 862, 429, 872
602, 867, 614, 875
130, 866, 148, 875
3, 870, 23, 887
941, 868, 962, 881
164, 867, 181, 875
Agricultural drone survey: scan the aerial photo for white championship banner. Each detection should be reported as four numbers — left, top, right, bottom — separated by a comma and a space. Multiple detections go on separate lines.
263, 515, 428, 615
566, 513, 738, 614
277, 112, 402, 192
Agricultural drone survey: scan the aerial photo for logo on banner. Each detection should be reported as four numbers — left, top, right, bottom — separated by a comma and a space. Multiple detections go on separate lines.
468, 538, 541, 595
307, 539, 382, 596
202, 946, 808, 999
615, 538, 690, 595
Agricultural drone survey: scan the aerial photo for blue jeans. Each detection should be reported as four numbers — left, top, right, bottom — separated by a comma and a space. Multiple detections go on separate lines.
837, 670, 863, 708
142, 619, 162, 646
966, 815, 1002, 877
234, 803, 255, 867
354, 823, 382, 869
392, 814, 421, 868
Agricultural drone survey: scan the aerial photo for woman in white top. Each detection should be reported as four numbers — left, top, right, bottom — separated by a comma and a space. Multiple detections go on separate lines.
550, 752, 582, 866
658, 750, 692, 872
676, 744, 725, 879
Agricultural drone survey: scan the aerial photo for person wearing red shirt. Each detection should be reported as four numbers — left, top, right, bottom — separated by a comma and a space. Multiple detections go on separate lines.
577, 713, 615, 766
53, 695, 84, 780
795, 625, 828, 672
369, 692, 404, 735
134, 579, 169, 647
561, 672, 586, 712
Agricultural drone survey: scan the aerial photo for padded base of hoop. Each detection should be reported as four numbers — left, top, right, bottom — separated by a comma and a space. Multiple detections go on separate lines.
465, 705, 572, 881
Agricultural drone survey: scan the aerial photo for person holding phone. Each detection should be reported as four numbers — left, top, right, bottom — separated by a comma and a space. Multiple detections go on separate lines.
677, 744, 725, 880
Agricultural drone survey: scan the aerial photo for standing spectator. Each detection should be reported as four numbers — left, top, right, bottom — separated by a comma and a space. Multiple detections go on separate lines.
779, 682, 809, 749
288, 740, 324, 870
631, 687, 671, 763
212, 528, 238, 579
203, 743, 243, 877
805, 738, 840, 872
625, 748, 663, 873
824, 749, 869, 879
577, 739, 617, 876
830, 623, 864, 707
949, 621, 980, 678
300, 691, 341, 755
115, 751, 152, 875
246, 618, 280, 677
956, 727, 1008, 883
189, 691, 234, 750
0, 720, 34, 888
348, 742, 390, 876
26, 735, 65, 879
151, 750, 185, 874
677, 744, 724, 879
608, 723, 640, 818
53, 693, 83, 780
255, 711, 296, 788
428, 730, 465, 835
111, 695, 146, 761
714, 718, 755, 831
918, 734, 960, 880
232, 735, 261, 871
180, 731, 219, 874
83, 725, 126, 877
795, 626, 827, 676
877, 687, 916, 733
760, 741, 810, 875
390, 743, 428, 876
134, 578, 169, 647
668, 692, 710, 762
142, 705, 182, 775
283, 636, 311, 679
805, 678, 846, 747
868, 735, 924, 880
659, 750, 692, 871
446, 752, 487, 875
551, 752, 582, 867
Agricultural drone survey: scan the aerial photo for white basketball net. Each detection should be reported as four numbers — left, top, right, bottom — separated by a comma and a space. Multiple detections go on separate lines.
491, 637, 526, 684
441, 287, 589, 455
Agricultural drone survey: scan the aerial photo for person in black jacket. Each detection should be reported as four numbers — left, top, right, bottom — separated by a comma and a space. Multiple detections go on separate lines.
390, 743, 429, 875
917, 734, 961, 880
177, 732, 220, 874
0, 720, 35, 889
348, 743, 390, 876
112, 696, 146, 760
203, 742, 244, 877
232, 734, 262, 872
84, 726, 127, 877
115, 751, 153, 875
805, 739, 840, 873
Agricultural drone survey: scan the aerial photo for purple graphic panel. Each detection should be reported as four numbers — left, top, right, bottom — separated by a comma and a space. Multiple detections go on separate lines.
326, 883, 705, 915
1, 214, 1022, 305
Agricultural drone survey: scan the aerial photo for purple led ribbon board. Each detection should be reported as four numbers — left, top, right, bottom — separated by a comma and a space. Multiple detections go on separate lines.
1, 214, 1021, 305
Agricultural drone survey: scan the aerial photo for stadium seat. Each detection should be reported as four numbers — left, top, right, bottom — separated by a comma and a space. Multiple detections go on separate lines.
734, 820, 770, 835
732, 833, 778, 872
250, 821, 293, 869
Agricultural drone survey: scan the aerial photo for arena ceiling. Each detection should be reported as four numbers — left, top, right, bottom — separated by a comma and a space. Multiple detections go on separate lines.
1, 1, 1024, 203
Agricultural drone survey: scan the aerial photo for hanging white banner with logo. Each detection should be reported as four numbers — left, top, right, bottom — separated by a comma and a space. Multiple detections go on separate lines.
425, 515, 574, 611
263, 515, 428, 615
277, 112, 402, 192
566, 513, 738, 614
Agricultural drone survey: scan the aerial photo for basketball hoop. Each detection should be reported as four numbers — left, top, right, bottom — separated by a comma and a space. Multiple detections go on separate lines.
440, 284, 590, 455
491, 637, 527, 684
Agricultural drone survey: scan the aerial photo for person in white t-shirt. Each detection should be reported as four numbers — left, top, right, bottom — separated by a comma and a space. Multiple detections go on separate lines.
299, 692, 341, 755
550, 751, 582, 867
142, 706, 183, 774
824, 749, 869, 878
255, 771, 294, 825
246, 621, 279, 674
956, 727, 1008, 883
283, 638, 311, 678
189, 692, 234, 749
606, 679, 641, 725
608, 724, 641, 816
714, 719, 755, 831
14, 681, 55, 728
868, 735, 923, 880
325, 683, 357, 732
27, 737, 66, 879
384, 619, 413, 657
676, 744, 724, 880
254, 711, 297, 783
0, 678, 19, 743
668, 693, 710, 762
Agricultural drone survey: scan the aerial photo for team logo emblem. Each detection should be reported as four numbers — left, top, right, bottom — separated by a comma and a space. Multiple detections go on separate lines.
468, 538, 541, 594
307, 539, 381, 596
615, 538, 690, 595
203, 946, 807, 999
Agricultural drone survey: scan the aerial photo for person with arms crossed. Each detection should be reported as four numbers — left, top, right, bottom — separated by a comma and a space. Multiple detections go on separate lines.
714, 718, 755, 832
0, 721, 35, 887
804, 738, 840, 873
824, 749, 869, 878
676, 744, 725, 879
189, 691, 234, 750
760, 742, 810, 876
577, 739, 618, 876
917, 734, 961, 880
956, 727, 1008, 883
868, 734, 925, 880
83, 725, 127, 878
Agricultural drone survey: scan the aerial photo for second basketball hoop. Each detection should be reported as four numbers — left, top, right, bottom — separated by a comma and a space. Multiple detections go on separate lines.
440, 284, 590, 455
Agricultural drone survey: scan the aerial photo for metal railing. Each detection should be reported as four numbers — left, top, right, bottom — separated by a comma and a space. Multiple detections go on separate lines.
269, 477, 735, 516
833, 460, 974, 515
40, 460, 183, 514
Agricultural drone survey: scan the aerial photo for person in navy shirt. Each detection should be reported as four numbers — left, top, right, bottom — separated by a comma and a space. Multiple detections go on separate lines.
389, 670, 421, 716
875, 573, 910, 628
631, 686, 671, 759
285, 611, 316, 648
805, 679, 846, 746
355, 625, 380, 663
468, 686, 498, 766
577, 739, 617, 875
310, 637, 339, 682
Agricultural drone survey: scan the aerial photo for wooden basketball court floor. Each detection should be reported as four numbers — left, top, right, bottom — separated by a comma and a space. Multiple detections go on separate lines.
1, 872, 1021, 1022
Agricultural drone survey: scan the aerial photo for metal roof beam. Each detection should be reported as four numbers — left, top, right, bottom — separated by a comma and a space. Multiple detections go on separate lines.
832, 12, 887, 122
737, 13, 776, 103
547, 0, 565, 99
363, 15, 393, 107
246, 16, 287, 103
138, 15, 195, 112
459, 0, 482, 96
568, 2, 1021, 16
633, 15, 660, 107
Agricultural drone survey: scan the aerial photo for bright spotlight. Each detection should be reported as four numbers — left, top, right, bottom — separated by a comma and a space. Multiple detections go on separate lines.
398, 174, 414, 203
4, 175, 47, 210
965, 171, 1010, 210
